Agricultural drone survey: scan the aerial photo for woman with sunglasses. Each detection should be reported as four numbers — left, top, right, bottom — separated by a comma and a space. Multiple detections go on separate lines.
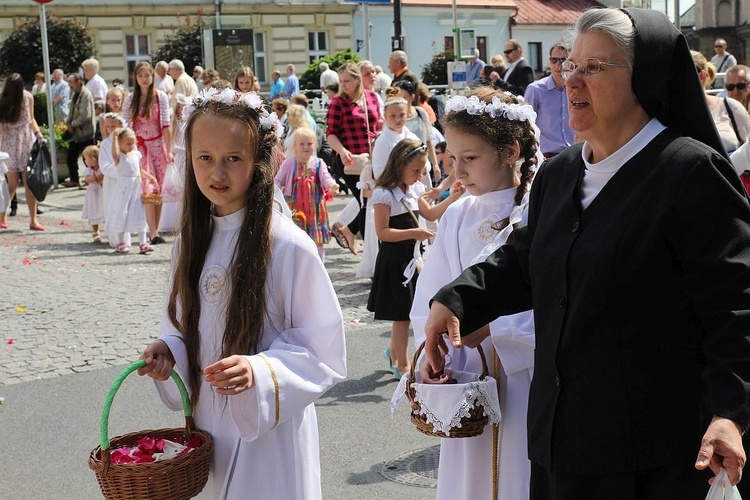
725, 65, 750, 112
423, 8, 750, 498
693, 51, 750, 156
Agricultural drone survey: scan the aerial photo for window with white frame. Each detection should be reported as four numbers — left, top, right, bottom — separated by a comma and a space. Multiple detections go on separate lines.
308, 31, 328, 64
125, 34, 151, 89
254, 32, 267, 85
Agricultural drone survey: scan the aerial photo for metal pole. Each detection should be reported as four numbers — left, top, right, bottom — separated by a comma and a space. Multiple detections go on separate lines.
215, 0, 222, 29
674, 0, 680, 30
393, 0, 402, 51
452, 0, 457, 56
39, 3, 58, 186
363, 3, 370, 61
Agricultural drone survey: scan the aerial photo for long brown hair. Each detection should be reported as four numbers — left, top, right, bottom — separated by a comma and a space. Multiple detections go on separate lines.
0, 74, 26, 124
233, 66, 256, 92
375, 138, 427, 190
131, 61, 156, 120
441, 86, 538, 206
169, 98, 278, 407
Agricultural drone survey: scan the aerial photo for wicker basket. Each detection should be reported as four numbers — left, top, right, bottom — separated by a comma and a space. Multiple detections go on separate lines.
141, 192, 163, 205
88, 360, 213, 500
405, 341, 490, 438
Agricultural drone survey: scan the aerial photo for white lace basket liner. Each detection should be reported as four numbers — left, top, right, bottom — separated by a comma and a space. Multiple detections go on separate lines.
390, 342, 502, 438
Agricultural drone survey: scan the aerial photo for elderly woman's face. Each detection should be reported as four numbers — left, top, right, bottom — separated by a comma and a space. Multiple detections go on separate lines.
565, 31, 638, 143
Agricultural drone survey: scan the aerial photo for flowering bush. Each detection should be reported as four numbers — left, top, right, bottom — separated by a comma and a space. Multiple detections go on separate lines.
40, 123, 70, 152
110, 435, 202, 465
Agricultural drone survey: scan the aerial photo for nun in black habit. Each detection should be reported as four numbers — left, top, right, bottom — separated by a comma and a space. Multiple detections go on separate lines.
422, 7, 750, 498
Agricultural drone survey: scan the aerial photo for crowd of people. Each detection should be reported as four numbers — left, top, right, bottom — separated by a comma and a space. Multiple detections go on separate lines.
3, 6, 750, 498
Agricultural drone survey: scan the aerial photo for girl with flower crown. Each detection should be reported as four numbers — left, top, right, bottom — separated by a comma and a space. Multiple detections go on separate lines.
99, 112, 129, 247
137, 88, 346, 499
408, 87, 541, 499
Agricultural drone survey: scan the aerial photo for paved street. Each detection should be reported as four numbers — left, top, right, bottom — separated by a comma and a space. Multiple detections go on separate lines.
0, 187, 437, 499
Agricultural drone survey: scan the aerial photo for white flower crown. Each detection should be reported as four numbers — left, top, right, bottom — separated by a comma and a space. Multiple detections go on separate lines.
182, 88, 280, 135
102, 112, 127, 127
444, 94, 537, 123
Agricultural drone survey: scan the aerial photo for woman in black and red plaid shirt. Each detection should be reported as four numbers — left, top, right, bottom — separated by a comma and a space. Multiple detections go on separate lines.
327, 62, 382, 246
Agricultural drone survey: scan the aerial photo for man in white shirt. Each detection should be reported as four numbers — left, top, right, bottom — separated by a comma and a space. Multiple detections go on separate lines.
154, 61, 175, 96
711, 38, 737, 75
81, 58, 108, 103
167, 59, 199, 112
374, 65, 392, 95
319, 62, 339, 92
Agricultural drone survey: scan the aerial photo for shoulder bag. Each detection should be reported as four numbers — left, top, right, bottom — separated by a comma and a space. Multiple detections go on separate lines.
344, 93, 373, 176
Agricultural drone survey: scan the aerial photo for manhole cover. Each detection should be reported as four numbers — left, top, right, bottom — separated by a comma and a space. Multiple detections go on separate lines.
380, 445, 440, 488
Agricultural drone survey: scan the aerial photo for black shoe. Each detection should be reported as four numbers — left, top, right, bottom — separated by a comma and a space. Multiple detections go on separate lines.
9, 206, 17, 216
150, 236, 166, 244
36, 208, 43, 215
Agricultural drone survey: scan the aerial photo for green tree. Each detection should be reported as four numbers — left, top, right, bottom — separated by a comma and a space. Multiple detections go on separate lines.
421, 49, 454, 86
153, 14, 204, 75
0, 15, 94, 85
299, 49, 361, 93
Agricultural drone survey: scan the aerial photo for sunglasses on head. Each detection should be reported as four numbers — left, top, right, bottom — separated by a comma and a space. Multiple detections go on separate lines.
726, 82, 749, 91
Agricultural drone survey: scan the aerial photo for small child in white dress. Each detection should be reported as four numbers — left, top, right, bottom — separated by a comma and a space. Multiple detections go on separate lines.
100, 112, 129, 248
0, 151, 9, 229
109, 128, 157, 254
81, 145, 104, 243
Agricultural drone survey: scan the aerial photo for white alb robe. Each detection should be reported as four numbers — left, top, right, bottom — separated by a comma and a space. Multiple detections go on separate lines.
410, 187, 535, 500
154, 210, 347, 500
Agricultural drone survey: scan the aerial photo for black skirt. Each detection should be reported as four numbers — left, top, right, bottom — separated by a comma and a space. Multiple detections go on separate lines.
367, 212, 421, 321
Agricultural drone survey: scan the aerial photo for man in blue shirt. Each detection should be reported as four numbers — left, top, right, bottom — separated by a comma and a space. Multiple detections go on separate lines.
269, 70, 284, 100
281, 64, 300, 97
465, 49, 486, 83
50, 68, 70, 123
523, 42, 575, 158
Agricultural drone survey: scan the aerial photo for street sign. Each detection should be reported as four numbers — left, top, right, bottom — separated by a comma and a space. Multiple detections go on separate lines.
448, 61, 467, 89
455, 28, 477, 60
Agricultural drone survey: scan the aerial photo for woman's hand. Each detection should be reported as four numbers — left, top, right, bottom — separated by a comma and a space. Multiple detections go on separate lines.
204, 355, 254, 396
329, 183, 340, 195
419, 357, 447, 384
340, 149, 354, 168
424, 301, 462, 374
137, 340, 175, 381
167, 151, 175, 164
695, 416, 747, 484
413, 227, 435, 242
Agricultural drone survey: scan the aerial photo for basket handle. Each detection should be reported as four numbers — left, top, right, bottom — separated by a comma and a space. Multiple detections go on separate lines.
408, 340, 488, 387
99, 359, 193, 453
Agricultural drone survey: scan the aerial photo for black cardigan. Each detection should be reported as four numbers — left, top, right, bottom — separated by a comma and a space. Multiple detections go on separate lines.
434, 129, 750, 475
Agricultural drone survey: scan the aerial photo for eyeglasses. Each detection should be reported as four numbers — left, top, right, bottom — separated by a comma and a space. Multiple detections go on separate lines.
560, 57, 631, 80
715, 45, 726, 48
726, 82, 749, 91
549, 57, 566, 65
503, 48, 517, 55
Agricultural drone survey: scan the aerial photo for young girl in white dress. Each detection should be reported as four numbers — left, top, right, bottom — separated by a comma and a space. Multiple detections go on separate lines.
137, 89, 346, 499
410, 87, 541, 500
368, 138, 464, 377
109, 128, 156, 254
99, 113, 128, 248
81, 145, 104, 243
